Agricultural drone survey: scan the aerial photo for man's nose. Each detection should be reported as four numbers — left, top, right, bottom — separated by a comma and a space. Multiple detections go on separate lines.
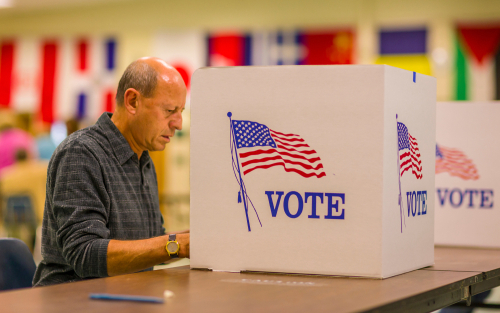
170, 112, 183, 130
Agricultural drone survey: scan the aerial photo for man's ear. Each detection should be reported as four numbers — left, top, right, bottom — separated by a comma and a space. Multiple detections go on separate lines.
123, 88, 140, 115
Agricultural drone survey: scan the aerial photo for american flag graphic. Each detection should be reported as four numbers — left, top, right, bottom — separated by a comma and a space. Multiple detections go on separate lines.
435, 144, 479, 180
397, 122, 423, 179
231, 120, 326, 178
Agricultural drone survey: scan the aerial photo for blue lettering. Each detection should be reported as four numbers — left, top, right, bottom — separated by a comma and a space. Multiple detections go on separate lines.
283, 191, 303, 218
422, 191, 427, 215
437, 188, 448, 206
265, 191, 284, 217
411, 191, 417, 216
406, 190, 427, 217
406, 192, 413, 217
449, 188, 463, 208
464, 189, 479, 208
305, 192, 323, 219
436, 188, 494, 209
480, 190, 494, 209
324, 193, 345, 219
417, 191, 422, 215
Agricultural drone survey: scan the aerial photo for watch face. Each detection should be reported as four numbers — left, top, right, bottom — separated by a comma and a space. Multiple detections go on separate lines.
167, 241, 179, 254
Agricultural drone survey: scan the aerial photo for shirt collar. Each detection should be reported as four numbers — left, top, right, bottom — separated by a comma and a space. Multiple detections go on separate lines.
96, 112, 151, 166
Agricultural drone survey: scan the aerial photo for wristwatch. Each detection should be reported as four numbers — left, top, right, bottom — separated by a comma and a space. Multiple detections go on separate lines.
166, 234, 180, 258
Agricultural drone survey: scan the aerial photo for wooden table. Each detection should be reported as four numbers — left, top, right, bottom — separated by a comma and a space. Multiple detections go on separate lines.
1, 247, 500, 313
426, 246, 500, 297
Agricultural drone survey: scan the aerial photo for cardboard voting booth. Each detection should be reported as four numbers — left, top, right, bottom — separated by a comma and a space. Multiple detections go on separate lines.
435, 102, 500, 248
190, 65, 436, 278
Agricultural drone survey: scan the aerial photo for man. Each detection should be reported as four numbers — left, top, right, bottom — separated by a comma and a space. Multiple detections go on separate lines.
33, 57, 189, 287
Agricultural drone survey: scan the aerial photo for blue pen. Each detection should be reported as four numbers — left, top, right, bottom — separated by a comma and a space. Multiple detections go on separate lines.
89, 293, 164, 304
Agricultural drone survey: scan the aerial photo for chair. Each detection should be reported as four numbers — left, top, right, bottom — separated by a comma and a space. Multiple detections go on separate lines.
3, 195, 37, 251
0, 238, 36, 291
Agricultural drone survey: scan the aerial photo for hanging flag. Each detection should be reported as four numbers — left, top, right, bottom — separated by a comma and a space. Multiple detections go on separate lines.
207, 33, 251, 66
231, 119, 326, 178
56, 36, 118, 122
455, 24, 500, 101
153, 30, 206, 90
435, 144, 479, 180
375, 28, 431, 76
397, 121, 423, 179
299, 29, 354, 65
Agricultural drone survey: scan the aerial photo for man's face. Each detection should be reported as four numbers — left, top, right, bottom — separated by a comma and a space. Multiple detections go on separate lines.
133, 77, 186, 153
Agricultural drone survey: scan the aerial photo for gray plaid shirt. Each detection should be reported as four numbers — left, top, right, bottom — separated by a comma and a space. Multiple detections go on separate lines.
33, 113, 165, 287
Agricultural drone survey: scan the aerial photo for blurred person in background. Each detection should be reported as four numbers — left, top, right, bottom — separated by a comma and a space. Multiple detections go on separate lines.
0, 110, 37, 172
0, 148, 47, 251
33, 121, 57, 161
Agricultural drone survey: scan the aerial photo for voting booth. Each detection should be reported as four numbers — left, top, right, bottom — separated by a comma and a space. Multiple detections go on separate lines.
435, 102, 500, 248
190, 65, 436, 278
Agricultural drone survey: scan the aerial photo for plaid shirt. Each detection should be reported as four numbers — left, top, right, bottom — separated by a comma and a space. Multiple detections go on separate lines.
33, 113, 165, 287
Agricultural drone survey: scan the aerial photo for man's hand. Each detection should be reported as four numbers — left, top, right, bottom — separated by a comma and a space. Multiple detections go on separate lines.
107, 232, 190, 277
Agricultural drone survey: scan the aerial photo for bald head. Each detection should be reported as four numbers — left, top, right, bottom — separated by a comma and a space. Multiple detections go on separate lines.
115, 57, 185, 107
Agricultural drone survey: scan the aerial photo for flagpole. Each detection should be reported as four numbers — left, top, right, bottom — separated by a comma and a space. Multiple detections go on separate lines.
396, 114, 403, 233
228, 112, 251, 232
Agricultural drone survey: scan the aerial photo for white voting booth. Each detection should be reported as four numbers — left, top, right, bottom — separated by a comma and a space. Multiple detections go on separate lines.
435, 102, 500, 248
190, 65, 436, 278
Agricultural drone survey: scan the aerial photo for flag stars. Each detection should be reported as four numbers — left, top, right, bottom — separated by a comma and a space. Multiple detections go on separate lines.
232, 120, 277, 149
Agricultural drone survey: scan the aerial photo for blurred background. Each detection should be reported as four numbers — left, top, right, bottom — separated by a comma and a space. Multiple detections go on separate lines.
0, 0, 499, 262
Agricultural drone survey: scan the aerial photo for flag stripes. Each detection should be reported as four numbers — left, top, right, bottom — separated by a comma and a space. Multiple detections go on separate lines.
0, 42, 14, 107
232, 119, 326, 178
398, 122, 423, 179
436, 145, 479, 180
40, 42, 58, 123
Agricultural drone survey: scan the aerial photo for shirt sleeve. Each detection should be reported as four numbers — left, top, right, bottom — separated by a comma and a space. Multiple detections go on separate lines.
48, 140, 111, 278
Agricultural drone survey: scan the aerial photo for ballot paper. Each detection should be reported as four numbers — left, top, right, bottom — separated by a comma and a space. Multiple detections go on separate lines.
190, 65, 436, 278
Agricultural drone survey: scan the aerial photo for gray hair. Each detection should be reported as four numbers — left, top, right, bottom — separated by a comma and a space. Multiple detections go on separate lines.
115, 61, 158, 106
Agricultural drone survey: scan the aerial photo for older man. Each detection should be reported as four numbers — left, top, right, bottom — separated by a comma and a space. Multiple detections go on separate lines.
33, 58, 189, 287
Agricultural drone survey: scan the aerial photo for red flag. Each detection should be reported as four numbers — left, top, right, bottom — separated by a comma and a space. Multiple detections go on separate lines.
208, 34, 248, 66
301, 30, 354, 65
